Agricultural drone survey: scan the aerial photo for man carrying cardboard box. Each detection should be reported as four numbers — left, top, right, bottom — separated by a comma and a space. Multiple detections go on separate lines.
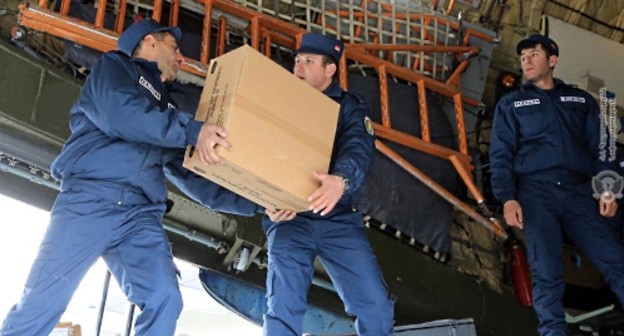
263, 33, 395, 336
0, 19, 261, 336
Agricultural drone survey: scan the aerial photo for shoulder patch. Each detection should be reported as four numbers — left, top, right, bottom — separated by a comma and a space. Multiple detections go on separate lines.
364, 116, 375, 136
139, 76, 161, 101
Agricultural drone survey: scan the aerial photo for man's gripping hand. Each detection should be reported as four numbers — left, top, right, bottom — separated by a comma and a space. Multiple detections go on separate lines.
196, 123, 231, 165
307, 171, 345, 216
265, 209, 297, 223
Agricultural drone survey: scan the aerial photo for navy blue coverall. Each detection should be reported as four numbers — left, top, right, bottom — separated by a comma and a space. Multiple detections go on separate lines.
490, 79, 624, 336
262, 80, 395, 336
0, 51, 260, 336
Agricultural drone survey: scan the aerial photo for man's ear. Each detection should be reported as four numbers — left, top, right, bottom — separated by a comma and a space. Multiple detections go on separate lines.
549, 55, 558, 68
325, 63, 337, 78
141, 34, 156, 49
134, 34, 157, 58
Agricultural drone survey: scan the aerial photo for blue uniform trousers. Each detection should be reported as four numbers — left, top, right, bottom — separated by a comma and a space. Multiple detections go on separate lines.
518, 180, 624, 336
0, 189, 182, 336
263, 217, 394, 336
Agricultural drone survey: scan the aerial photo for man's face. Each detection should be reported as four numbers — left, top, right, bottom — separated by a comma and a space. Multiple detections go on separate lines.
519, 44, 557, 83
293, 53, 335, 91
151, 33, 184, 82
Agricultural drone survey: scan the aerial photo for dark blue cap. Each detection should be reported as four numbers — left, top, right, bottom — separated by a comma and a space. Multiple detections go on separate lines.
117, 18, 182, 57
516, 34, 559, 56
295, 33, 344, 63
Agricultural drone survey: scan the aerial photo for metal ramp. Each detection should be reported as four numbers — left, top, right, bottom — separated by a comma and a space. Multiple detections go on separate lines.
301, 319, 478, 336
394, 319, 477, 336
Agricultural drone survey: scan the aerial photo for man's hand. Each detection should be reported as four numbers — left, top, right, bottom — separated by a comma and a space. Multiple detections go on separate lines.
599, 199, 618, 217
307, 171, 344, 216
504, 200, 524, 229
196, 123, 230, 165
265, 209, 297, 223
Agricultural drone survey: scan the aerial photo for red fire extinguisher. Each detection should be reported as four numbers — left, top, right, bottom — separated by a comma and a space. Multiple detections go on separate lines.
511, 239, 533, 306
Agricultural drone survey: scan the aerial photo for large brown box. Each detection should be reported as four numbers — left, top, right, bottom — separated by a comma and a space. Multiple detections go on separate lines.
183, 45, 340, 211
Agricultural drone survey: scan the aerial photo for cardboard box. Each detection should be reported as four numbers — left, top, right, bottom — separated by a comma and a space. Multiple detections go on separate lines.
183, 45, 340, 211
51, 322, 81, 336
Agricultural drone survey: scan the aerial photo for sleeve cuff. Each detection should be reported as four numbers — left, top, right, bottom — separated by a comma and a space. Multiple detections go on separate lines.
185, 120, 204, 146
498, 195, 516, 205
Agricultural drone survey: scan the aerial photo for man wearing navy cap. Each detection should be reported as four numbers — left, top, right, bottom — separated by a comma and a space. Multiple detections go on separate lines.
262, 32, 394, 335
0, 19, 262, 336
490, 34, 624, 335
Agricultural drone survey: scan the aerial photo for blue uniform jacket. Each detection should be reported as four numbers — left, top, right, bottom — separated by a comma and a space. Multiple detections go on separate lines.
264, 80, 375, 227
489, 78, 603, 204
51, 51, 260, 215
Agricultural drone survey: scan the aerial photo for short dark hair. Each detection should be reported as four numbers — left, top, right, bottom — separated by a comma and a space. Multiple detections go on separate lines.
516, 34, 559, 58
321, 55, 339, 80
522, 41, 557, 58
321, 55, 336, 67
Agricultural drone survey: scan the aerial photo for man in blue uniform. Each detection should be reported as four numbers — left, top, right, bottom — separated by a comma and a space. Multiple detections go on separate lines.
0, 19, 260, 336
489, 34, 624, 336
263, 33, 394, 336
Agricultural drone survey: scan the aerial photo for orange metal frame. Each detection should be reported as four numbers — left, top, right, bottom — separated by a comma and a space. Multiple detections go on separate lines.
315, 6, 495, 48
18, 0, 505, 239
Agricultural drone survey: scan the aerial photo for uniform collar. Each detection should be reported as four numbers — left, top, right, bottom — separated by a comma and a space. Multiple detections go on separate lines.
323, 80, 343, 98
521, 78, 569, 91
133, 57, 162, 74
114, 50, 161, 73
